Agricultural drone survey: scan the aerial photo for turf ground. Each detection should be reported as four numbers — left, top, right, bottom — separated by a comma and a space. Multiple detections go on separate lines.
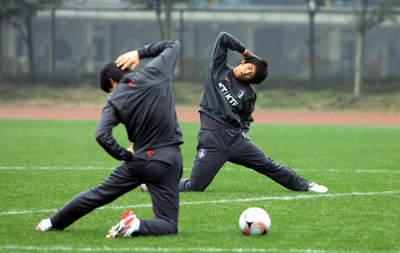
0, 120, 399, 252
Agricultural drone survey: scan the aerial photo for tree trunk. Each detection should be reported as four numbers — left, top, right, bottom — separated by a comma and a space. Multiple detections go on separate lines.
308, 10, 316, 88
164, 0, 173, 40
354, 0, 367, 97
354, 29, 364, 97
51, 7, 56, 79
179, 9, 184, 80
0, 17, 3, 80
155, 0, 165, 40
25, 16, 36, 75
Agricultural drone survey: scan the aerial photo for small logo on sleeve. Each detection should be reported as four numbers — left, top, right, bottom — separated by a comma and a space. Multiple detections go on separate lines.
198, 149, 206, 158
147, 150, 155, 158
238, 90, 245, 99
129, 80, 136, 87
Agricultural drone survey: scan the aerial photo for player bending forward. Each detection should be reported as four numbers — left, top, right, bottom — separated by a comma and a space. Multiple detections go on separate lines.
36, 40, 184, 237
179, 32, 328, 193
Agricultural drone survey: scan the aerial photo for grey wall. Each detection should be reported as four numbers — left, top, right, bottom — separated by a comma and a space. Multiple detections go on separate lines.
2, 6, 399, 79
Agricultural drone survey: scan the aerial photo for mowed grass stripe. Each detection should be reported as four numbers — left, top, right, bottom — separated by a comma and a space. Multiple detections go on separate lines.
2, 190, 399, 216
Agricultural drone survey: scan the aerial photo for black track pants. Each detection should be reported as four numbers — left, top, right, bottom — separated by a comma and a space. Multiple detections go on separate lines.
179, 128, 309, 192
51, 150, 182, 235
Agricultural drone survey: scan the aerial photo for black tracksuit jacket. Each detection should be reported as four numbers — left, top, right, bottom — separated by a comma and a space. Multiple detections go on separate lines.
199, 31, 256, 133
95, 40, 183, 162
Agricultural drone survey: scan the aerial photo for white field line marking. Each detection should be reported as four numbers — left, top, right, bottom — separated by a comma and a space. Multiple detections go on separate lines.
0, 245, 364, 252
0, 166, 111, 170
220, 168, 400, 174
1, 191, 399, 216
0, 166, 399, 174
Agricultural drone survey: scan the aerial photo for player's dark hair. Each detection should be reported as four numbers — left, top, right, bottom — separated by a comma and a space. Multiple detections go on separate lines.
244, 58, 269, 85
99, 62, 131, 93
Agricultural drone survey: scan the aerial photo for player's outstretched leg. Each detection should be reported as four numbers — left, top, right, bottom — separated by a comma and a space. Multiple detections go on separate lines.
106, 210, 140, 238
228, 132, 328, 192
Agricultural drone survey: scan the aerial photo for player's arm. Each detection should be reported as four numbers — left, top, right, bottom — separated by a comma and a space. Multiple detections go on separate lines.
242, 49, 261, 61
240, 111, 254, 135
240, 97, 256, 134
116, 40, 180, 79
95, 101, 133, 161
210, 31, 246, 72
138, 40, 180, 79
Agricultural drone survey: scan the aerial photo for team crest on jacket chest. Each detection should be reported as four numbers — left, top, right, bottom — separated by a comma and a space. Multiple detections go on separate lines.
238, 90, 245, 99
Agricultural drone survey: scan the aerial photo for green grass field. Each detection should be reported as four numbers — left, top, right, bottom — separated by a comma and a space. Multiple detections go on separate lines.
0, 120, 399, 252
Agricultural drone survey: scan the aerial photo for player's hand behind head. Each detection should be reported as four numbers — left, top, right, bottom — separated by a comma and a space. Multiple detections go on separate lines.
116, 50, 140, 71
243, 49, 261, 61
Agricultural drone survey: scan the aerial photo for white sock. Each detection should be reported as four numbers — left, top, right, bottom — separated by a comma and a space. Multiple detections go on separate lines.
125, 218, 140, 236
132, 218, 140, 232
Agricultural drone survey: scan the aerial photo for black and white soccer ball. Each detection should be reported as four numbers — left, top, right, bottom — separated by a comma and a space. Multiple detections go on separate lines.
239, 207, 271, 236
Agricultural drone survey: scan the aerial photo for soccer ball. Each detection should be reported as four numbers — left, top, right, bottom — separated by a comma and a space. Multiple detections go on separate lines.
239, 207, 271, 236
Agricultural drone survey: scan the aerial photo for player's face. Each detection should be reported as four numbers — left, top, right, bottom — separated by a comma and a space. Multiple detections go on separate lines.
233, 63, 257, 81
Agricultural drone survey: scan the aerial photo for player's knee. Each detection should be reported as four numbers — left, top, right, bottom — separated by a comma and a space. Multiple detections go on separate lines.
165, 220, 178, 234
171, 223, 178, 234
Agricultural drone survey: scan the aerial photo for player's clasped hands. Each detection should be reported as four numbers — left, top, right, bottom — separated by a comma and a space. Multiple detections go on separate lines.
115, 50, 140, 71
127, 145, 135, 154
241, 131, 251, 141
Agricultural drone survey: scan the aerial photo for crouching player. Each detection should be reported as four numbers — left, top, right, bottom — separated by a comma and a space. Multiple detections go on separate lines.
36, 40, 183, 238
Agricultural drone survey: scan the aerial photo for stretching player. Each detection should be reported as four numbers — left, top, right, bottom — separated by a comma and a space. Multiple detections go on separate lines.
179, 32, 327, 193
36, 40, 184, 237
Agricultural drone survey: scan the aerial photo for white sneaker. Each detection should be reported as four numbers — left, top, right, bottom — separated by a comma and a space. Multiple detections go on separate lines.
140, 184, 148, 192
106, 210, 140, 239
308, 183, 328, 193
36, 218, 54, 231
